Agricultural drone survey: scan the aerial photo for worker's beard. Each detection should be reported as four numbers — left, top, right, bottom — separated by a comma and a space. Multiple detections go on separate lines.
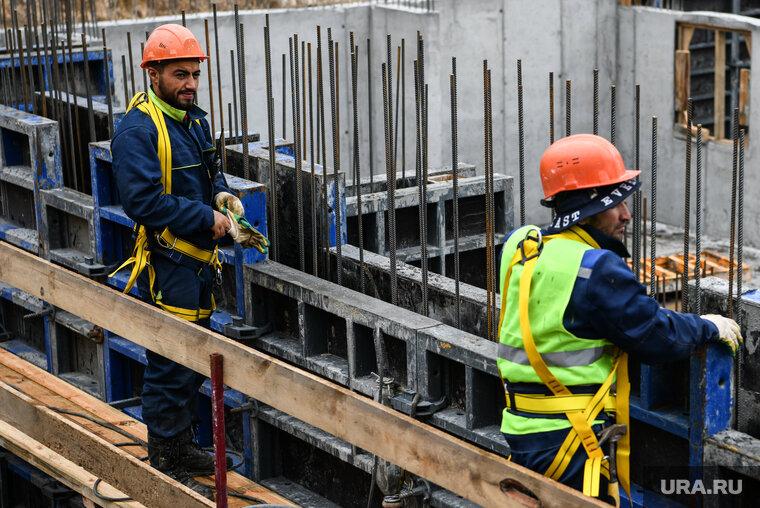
157, 75, 195, 111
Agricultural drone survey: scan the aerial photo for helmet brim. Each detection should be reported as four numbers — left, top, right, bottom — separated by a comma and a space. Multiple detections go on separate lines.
140, 54, 209, 69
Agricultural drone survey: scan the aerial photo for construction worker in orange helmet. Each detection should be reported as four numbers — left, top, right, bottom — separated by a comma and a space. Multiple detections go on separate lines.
110, 23, 265, 500
496, 134, 741, 505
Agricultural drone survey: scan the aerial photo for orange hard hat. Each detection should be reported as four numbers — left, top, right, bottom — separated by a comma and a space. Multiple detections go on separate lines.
539, 134, 640, 201
140, 24, 208, 69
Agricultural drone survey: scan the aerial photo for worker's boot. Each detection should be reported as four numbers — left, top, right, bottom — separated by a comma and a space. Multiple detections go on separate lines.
148, 431, 216, 501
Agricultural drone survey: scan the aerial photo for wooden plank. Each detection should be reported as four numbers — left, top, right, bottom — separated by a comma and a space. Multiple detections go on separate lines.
714, 30, 727, 140
0, 419, 142, 508
739, 68, 750, 126
0, 379, 214, 508
0, 349, 294, 507
675, 50, 691, 126
0, 241, 603, 508
679, 25, 696, 51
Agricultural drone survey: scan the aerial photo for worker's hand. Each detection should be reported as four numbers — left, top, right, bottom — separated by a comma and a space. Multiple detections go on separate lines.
210, 210, 231, 240
225, 210, 269, 254
214, 191, 244, 216
702, 314, 743, 357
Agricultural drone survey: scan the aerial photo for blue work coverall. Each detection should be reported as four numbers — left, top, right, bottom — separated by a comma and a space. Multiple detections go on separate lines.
111, 89, 232, 439
500, 225, 719, 494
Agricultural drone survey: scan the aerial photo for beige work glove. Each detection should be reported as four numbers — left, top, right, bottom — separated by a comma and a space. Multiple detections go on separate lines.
225, 209, 269, 254
702, 314, 743, 357
214, 191, 244, 216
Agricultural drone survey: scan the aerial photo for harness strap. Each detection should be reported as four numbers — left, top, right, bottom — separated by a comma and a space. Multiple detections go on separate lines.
500, 225, 631, 502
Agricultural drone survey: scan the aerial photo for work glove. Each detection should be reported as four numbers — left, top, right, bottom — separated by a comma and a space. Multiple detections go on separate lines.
223, 207, 270, 254
701, 314, 743, 357
214, 192, 244, 216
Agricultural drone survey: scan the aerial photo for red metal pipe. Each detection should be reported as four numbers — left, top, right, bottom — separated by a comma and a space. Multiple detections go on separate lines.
210, 353, 227, 508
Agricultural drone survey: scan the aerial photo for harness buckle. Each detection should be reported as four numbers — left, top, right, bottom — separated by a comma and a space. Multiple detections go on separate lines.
155, 231, 178, 251
517, 226, 544, 265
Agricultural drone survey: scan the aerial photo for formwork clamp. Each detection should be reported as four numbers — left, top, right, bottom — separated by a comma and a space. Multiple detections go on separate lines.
222, 315, 271, 341
390, 391, 447, 418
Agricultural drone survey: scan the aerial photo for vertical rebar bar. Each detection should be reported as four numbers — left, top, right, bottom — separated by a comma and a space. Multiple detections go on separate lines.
367, 37, 373, 185
401, 38, 405, 181
386, 35, 394, 180
264, 22, 278, 261
728, 108, 739, 318
383, 63, 397, 305
102, 29, 114, 139
230, 50, 238, 141
127, 32, 135, 96
565, 79, 571, 137
517, 59, 524, 226
484, 60, 493, 341
140, 42, 147, 92
695, 124, 702, 315
548, 72, 554, 144
81, 33, 96, 143
610, 84, 616, 146
308, 42, 318, 277
328, 30, 342, 285
213, 6, 225, 171
682, 98, 692, 311
290, 35, 305, 272
204, 19, 215, 135
302, 40, 307, 171
121, 54, 129, 108
593, 68, 599, 135
737, 128, 744, 329
632, 85, 641, 283
317, 26, 329, 279
282, 53, 286, 138
414, 60, 426, 311
351, 42, 364, 293
650, 117, 658, 300
450, 57, 460, 329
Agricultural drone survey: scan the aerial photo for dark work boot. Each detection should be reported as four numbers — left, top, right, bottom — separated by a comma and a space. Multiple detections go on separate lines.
147, 431, 215, 501
149, 428, 231, 474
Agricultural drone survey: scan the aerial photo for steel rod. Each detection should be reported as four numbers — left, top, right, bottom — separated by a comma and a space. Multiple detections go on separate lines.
610, 84, 616, 146
420, 35, 429, 315
290, 35, 305, 272
317, 26, 329, 278
728, 108, 739, 318
282, 53, 286, 138
650, 117, 658, 299
633, 85, 641, 283
230, 50, 238, 141
239, 24, 249, 180
309, 42, 318, 277
121, 54, 129, 108
450, 57, 460, 329
16, 29, 29, 112
140, 41, 147, 92
33, 24, 46, 118
302, 39, 307, 172
383, 62, 397, 305
263, 21, 278, 261
736, 127, 745, 432
549, 71, 554, 144
386, 35, 394, 182
367, 37, 373, 184
350, 42, 364, 293
517, 59, 524, 226
695, 124, 702, 315
81, 33, 96, 143
392, 44, 400, 178
565, 79, 571, 137
213, 4, 224, 156
204, 19, 215, 135
127, 31, 135, 96
328, 30, 342, 285
682, 97, 693, 311
401, 38, 405, 181
102, 29, 114, 139
484, 60, 492, 341
414, 59, 425, 312
593, 68, 598, 135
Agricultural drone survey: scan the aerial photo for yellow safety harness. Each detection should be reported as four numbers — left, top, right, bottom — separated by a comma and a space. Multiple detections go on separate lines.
110, 92, 222, 322
498, 226, 630, 505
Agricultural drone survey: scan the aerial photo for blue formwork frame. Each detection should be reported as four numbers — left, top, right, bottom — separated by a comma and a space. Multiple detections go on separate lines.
0, 48, 113, 111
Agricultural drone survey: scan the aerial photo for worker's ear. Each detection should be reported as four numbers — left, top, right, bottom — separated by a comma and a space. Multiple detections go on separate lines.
147, 66, 160, 86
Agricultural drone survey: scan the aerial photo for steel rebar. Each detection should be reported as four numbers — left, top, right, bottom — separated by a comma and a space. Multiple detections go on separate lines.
610, 84, 616, 146
230, 50, 239, 141
633, 85, 641, 283
127, 32, 135, 96
82, 33, 96, 143
450, 57, 460, 329
517, 59, 524, 226
695, 123, 702, 315
549, 71, 554, 144
565, 79, 571, 137
290, 35, 305, 272
650, 117, 658, 299
263, 22, 278, 262
383, 63, 397, 305
309, 42, 318, 277
350, 42, 364, 293
204, 19, 215, 135
328, 30, 342, 285
367, 37, 373, 184
728, 108, 739, 318
681, 98, 693, 311
102, 29, 114, 139
317, 26, 329, 278
238, 24, 249, 180
593, 68, 599, 135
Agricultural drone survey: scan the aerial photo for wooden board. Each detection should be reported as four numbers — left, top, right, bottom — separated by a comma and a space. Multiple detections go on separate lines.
0, 348, 294, 507
675, 50, 690, 126
739, 68, 750, 126
714, 30, 726, 140
0, 241, 604, 508
0, 419, 142, 508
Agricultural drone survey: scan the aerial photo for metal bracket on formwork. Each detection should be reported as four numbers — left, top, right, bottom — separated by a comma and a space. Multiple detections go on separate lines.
390, 391, 447, 418
223, 315, 271, 341
22, 303, 56, 322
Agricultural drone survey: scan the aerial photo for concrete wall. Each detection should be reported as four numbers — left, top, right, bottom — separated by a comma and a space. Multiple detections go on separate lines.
98, 2, 760, 244
619, 7, 760, 247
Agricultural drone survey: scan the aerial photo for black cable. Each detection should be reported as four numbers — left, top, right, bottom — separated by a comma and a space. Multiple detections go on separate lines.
93, 478, 131, 502
46, 406, 148, 447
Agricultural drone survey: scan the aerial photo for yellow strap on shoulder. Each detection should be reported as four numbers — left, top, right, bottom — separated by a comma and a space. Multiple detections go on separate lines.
502, 225, 630, 500
111, 93, 174, 294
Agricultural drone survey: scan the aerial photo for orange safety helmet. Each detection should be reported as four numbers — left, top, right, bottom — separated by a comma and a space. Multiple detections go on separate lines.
540, 134, 640, 201
140, 24, 208, 69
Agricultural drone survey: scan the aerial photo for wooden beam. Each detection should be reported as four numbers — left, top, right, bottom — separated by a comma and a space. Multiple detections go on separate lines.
0, 241, 603, 508
0, 419, 142, 508
714, 30, 726, 140
0, 348, 293, 507
679, 25, 696, 51
675, 50, 691, 126
0, 380, 213, 508
739, 68, 750, 126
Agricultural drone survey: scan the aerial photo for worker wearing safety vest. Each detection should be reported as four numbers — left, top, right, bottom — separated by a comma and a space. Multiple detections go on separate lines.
497, 134, 742, 504
110, 24, 267, 500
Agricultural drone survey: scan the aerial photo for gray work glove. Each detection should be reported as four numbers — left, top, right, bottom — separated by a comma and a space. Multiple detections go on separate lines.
702, 314, 743, 357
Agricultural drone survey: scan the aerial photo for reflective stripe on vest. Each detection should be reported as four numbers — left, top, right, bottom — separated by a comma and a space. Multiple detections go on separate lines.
498, 342, 616, 368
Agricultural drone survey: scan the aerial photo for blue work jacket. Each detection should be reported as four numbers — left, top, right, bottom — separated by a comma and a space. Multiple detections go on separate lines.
502, 225, 718, 364
111, 89, 231, 252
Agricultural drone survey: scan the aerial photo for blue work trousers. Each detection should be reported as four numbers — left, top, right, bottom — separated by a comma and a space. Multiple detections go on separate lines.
139, 252, 215, 439
503, 422, 614, 504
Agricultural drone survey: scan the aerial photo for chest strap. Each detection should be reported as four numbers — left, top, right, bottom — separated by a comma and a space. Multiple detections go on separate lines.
501, 226, 631, 503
